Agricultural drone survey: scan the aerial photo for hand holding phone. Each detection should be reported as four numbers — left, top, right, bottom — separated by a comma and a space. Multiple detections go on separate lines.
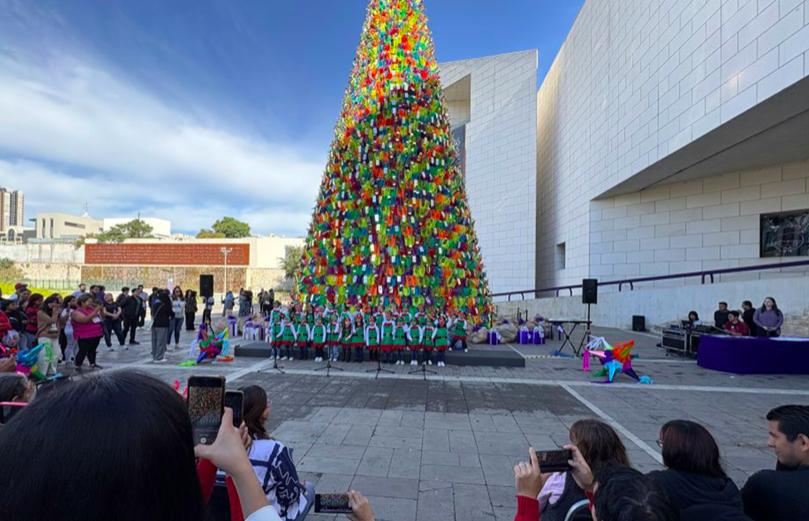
314, 494, 353, 514
536, 449, 573, 473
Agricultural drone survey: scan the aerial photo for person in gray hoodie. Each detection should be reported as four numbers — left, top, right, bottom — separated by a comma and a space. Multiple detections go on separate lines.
648, 420, 751, 521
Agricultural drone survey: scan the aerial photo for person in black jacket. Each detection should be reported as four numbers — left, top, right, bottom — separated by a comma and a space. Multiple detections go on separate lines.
119, 287, 140, 346
648, 420, 750, 521
742, 405, 809, 521
741, 301, 757, 336
150, 290, 173, 363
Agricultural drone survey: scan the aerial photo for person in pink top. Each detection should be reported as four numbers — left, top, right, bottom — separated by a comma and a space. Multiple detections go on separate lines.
71, 295, 105, 372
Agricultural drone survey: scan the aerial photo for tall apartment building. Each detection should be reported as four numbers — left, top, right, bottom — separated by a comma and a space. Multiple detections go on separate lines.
0, 188, 24, 231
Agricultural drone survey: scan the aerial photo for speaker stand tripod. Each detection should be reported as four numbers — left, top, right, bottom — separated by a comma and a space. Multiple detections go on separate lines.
366, 351, 394, 380
314, 351, 343, 377
260, 346, 285, 375
408, 352, 437, 381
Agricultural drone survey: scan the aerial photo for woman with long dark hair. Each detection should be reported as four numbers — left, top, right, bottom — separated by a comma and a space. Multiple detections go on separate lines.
240, 385, 315, 521
537, 419, 630, 521
648, 420, 748, 521
168, 286, 186, 347
753, 297, 783, 338
0, 371, 282, 521
185, 289, 198, 331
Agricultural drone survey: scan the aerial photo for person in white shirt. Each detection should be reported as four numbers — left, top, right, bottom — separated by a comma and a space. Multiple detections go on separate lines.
167, 286, 186, 347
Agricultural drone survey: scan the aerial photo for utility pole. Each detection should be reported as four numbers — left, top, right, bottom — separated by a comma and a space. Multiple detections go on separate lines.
220, 247, 233, 295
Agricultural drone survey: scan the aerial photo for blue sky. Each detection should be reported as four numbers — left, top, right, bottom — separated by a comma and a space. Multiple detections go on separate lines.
0, 0, 584, 236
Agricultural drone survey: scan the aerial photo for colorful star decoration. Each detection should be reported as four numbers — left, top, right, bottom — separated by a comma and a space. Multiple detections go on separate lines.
296, 0, 492, 322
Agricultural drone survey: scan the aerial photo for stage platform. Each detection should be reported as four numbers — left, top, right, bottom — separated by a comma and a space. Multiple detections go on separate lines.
234, 342, 526, 368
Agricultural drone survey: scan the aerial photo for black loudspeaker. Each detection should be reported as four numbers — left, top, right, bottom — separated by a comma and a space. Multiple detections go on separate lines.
582, 279, 598, 305
633, 315, 646, 332
199, 275, 214, 298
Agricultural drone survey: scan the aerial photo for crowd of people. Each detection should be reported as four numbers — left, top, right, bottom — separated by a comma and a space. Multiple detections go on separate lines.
0, 368, 806, 521
686, 297, 785, 338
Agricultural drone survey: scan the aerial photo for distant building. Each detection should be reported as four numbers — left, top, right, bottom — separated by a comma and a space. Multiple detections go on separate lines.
103, 217, 171, 238
34, 212, 103, 240
0, 188, 24, 232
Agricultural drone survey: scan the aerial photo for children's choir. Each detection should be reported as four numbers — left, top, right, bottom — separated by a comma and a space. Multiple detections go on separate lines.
263, 303, 470, 367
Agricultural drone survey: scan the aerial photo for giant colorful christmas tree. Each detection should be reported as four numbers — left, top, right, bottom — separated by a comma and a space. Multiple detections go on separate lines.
296, 0, 492, 321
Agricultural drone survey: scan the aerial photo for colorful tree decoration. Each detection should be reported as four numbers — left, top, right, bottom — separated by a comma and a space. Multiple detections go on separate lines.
584, 338, 652, 384
297, 0, 492, 322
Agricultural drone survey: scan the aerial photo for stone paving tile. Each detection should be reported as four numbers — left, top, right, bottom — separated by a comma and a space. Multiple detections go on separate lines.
365, 496, 417, 521
357, 447, 394, 477
422, 429, 449, 452
474, 431, 531, 456
389, 448, 421, 479
350, 475, 420, 500
453, 483, 494, 521
420, 464, 486, 485
417, 487, 454, 521
448, 430, 477, 453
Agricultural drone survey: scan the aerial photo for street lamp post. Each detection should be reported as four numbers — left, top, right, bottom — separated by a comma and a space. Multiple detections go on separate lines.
220, 247, 233, 295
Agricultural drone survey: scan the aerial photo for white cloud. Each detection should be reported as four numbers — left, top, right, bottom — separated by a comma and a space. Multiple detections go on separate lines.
0, 52, 324, 235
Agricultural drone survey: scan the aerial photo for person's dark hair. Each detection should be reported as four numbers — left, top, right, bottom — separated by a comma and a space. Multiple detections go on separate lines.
75, 294, 95, 308
569, 419, 630, 472
688, 311, 699, 321
172, 286, 184, 300
0, 373, 28, 402
41, 294, 62, 311
719, 301, 727, 307
660, 420, 725, 478
767, 405, 809, 442
593, 465, 678, 521
62, 295, 75, 308
727, 310, 739, 319
121, 286, 130, 292
0, 371, 205, 521
743, 300, 753, 308
241, 384, 271, 440
27, 293, 44, 308
760, 296, 781, 314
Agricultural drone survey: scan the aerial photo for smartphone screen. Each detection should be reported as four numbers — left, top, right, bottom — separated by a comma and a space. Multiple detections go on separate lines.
314, 494, 352, 514
537, 449, 573, 473
187, 376, 225, 445
224, 390, 244, 428
0, 402, 27, 424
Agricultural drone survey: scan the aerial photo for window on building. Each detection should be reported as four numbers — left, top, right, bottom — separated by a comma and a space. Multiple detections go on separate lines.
556, 242, 566, 270
64, 221, 86, 229
761, 210, 809, 257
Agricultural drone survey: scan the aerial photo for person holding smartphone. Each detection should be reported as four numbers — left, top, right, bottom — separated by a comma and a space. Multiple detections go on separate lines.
240, 385, 315, 520
70, 295, 105, 371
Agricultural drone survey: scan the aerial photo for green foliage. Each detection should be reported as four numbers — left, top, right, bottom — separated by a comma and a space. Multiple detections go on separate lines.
205, 217, 251, 238
96, 219, 154, 243
280, 245, 303, 282
0, 258, 23, 281
196, 229, 227, 239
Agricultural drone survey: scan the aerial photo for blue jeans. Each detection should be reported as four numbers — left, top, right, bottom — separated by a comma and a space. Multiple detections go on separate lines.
329, 344, 339, 360
167, 316, 184, 345
292, 480, 316, 521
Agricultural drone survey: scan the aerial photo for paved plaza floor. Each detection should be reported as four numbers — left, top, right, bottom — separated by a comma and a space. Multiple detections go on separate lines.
75, 319, 809, 521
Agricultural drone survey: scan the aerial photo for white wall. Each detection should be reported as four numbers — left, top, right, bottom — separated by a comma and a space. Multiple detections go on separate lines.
103, 217, 172, 237
537, 0, 809, 288
590, 159, 809, 286
439, 51, 538, 295
498, 276, 809, 335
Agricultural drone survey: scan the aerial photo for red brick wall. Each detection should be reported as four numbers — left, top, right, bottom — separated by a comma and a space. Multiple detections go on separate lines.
85, 243, 250, 266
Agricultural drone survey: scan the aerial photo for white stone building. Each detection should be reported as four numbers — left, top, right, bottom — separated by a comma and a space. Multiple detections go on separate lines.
443, 0, 809, 328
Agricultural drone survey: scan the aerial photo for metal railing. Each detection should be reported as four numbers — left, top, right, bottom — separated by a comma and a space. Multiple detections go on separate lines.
491, 258, 809, 301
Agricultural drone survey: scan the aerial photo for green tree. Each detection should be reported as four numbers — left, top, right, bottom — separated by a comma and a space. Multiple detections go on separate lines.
0, 257, 23, 281
196, 229, 227, 239
280, 245, 303, 283
209, 217, 251, 238
95, 219, 154, 243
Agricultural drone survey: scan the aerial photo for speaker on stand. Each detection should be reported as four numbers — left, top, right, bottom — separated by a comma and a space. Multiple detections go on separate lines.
199, 275, 214, 298
582, 279, 598, 349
